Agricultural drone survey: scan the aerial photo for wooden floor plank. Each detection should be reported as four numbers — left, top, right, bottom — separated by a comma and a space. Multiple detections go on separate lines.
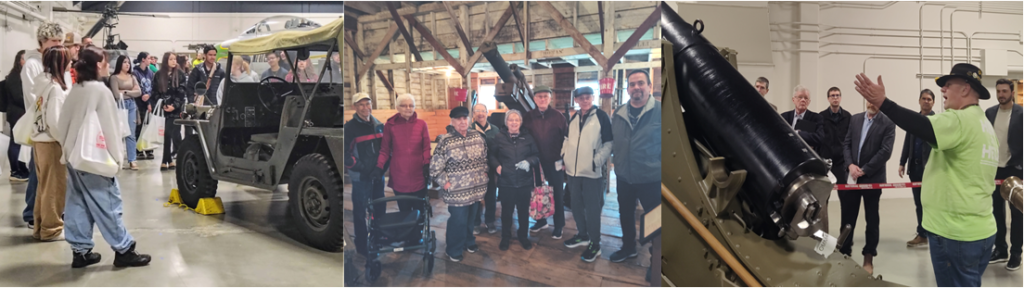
344, 176, 652, 287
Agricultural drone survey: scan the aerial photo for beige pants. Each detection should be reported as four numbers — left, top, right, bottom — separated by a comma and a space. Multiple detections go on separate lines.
33, 141, 67, 241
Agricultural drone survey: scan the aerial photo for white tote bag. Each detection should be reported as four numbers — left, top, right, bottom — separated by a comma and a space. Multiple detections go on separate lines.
68, 111, 119, 178
137, 100, 165, 150
18, 146, 32, 164
146, 99, 165, 144
117, 98, 131, 139
12, 85, 52, 147
12, 114, 35, 146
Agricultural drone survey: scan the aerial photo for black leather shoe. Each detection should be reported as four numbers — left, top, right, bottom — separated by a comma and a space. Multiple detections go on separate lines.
113, 242, 152, 267
72, 250, 102, 268
520, 239, 533, 250
499, 238, 510, 251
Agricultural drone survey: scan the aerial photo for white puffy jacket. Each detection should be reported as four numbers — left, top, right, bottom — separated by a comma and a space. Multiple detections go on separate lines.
562, 107, 613, 179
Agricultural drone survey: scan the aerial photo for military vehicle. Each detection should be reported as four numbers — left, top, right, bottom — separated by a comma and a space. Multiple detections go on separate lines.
175, 17, 345, 252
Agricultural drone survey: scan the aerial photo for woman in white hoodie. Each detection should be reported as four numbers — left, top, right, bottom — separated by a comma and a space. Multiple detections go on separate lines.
56, 45, 151, 269
28, 45, 71, 242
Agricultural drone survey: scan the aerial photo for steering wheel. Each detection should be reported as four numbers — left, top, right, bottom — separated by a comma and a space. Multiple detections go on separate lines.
258, 76, 293, 114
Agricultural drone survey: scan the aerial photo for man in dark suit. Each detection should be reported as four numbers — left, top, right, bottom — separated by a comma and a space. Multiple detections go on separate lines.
899, 89, 936, 248
781, 85, 824, 151
986, 78, 1023, 270
841, 101, 896, 275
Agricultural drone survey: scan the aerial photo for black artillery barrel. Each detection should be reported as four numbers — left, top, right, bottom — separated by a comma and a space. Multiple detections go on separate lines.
661, 4, 828, 237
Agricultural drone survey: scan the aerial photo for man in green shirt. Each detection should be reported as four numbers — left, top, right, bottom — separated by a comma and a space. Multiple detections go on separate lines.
854, 63, 998, 287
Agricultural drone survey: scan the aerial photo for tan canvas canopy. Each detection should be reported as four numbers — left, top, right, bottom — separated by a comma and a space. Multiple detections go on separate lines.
224, 17, 344, 54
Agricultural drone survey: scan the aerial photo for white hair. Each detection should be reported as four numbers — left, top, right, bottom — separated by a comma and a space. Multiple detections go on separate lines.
505, 109, 523, 126
396, 94, 416, 107
793, 85, 810, 97
473, 103, 489, 113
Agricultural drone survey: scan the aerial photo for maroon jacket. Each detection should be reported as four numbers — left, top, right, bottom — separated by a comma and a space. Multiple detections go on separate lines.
525, 106, 568, 165
377, 112, 432, 193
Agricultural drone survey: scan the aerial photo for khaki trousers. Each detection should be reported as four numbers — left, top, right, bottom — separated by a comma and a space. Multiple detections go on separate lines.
33, 141, 66, 240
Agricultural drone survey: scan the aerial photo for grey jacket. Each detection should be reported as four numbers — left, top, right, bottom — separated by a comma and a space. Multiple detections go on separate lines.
612, 98, 661, 184
843, 112, 896, 184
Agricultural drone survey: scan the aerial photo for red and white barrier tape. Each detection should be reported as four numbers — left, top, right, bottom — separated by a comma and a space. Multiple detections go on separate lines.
835, 179, 1005, 191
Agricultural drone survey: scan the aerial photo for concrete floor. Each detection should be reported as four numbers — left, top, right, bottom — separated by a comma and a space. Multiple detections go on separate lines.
826, 197, 1023, 287
0, 158, 343, 286
343, 172, 654, 287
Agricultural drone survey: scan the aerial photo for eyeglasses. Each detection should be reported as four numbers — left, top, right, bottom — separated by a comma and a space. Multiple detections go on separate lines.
828, 94, 841, 98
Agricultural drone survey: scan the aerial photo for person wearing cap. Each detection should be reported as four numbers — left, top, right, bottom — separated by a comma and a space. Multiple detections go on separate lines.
854, 63, 998, 287
21, 21, 71, 230
430, 106, 488, 262
561, 86, 613, 263
344, 92, 386, 256
610, 70, 662, 264
369, 94, 431, 213
523, 84, 569, 238
63, 32, 81, 83
471, 103, 500, 235
986, 78, 1022, 270
132, 52, 156, 160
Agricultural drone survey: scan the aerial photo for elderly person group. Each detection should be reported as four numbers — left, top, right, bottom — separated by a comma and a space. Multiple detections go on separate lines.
348, 70, 661, 265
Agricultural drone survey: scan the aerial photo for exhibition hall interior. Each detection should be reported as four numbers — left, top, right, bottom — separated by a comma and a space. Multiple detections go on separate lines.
0, 1, 1022, 288
661, 1, 1022, 288
0, 1, 344, 286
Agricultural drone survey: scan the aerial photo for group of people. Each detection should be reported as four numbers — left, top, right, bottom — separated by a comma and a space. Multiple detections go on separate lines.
0, 21, 159, 268
346, 70, 660, 265
756, 62, 1021, 286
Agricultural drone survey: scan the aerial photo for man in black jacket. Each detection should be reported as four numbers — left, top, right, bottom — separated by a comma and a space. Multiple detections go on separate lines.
187, 45, 225, 106
820, 87, 852, 179
781, 85, 824, 151
841, 101, 896, 274
343, 92, 385, 256
986, 79, 1023, 270
899, 89, 936, 248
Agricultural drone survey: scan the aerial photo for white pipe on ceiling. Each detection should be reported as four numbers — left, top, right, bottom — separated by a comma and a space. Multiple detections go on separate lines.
1, 1, 48, 22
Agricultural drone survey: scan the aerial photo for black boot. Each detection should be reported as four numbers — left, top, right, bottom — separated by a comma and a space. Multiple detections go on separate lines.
113, 242, 151, 267
72, 250, 102, 268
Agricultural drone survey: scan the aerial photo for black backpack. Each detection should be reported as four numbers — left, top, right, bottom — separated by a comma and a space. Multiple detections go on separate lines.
0, 79, 8, 113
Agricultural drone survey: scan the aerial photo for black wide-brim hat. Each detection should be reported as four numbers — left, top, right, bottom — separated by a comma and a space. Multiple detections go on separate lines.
936, 63, 990, 100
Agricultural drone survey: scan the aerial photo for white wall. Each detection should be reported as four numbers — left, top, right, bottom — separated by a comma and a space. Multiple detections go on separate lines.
673, 1, 1024, 199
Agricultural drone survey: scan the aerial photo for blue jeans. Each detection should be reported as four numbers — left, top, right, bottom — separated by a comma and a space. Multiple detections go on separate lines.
350, 174, 385, 255
928, 233, 995, 287
124, 99, 138, 163
22, 156, 38, 223
445, 202, 478, 258
64, 166, 135, 254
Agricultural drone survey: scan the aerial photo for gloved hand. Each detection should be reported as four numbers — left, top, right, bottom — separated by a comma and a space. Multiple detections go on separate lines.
368, 167, 383, 180
516, 160, 530, 172
423, 164, 431, 182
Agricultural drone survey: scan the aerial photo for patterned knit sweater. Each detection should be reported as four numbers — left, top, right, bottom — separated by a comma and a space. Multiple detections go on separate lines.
430, 130, 488, 207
